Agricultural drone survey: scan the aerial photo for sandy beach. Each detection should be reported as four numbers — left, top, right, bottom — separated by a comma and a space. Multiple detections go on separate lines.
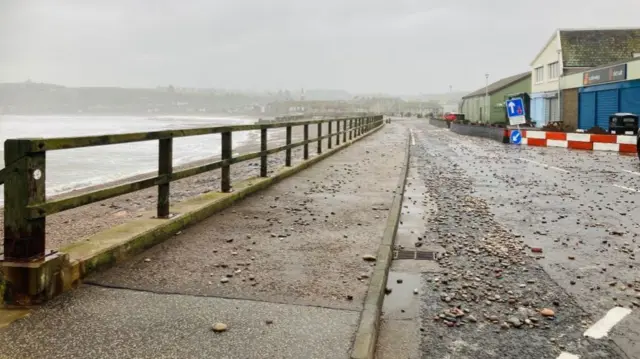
0, 122, 338, 253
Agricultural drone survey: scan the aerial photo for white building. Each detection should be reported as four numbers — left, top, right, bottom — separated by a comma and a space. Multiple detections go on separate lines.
529, 28, 640, 127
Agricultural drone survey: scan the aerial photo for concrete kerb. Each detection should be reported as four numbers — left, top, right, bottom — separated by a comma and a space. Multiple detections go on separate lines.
350, 128, 411, 359
0, 121, 385, 317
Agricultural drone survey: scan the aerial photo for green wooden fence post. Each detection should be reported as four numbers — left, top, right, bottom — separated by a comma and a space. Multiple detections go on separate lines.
221, 132, 232, 192
343, 119, 347, 143
260, 127, 268, 177
317, 123, 322, 154
3, 139, 46, 260
303, 124, 309, 160
157, 138, 173, 218
285, 125, 292, 166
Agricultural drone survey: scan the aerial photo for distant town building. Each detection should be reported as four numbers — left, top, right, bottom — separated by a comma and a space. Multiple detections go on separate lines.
460, 72, 531, 124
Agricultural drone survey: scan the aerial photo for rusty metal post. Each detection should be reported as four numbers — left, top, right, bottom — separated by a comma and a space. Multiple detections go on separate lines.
157, 138, 173, 218
336, 120, 340, 145
317, 122, 322, 154
221, 131, 232, 192
3, 139, 46, 260
260, 126, 267, 177
328, 121, 332, 149
285, 125, 292, 166
303, 124, 309, 159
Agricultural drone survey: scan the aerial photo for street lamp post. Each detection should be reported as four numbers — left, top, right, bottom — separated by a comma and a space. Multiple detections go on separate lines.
484, 73, 489, 123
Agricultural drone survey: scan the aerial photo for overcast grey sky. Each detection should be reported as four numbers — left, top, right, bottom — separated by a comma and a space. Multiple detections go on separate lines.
1, 0, 640, 95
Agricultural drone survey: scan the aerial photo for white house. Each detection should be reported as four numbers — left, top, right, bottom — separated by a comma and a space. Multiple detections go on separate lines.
529, 28, 640, 127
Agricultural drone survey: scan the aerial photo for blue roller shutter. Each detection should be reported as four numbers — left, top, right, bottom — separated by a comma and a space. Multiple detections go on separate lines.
579, 92, 596, 129
596, 90, 619, 129
620, 87, 640, 116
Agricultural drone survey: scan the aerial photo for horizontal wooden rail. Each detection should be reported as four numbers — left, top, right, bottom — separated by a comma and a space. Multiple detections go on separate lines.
3, 115, 384, 260
25, 134, 344, 218
23, 119, 354, 152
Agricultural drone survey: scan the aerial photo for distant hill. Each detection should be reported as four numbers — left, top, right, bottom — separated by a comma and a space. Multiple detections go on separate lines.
0, 82, 283, 115
0, 82, 461, 115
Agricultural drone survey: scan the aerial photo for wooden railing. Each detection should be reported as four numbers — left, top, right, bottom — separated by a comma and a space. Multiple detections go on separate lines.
2, 115, 384, 260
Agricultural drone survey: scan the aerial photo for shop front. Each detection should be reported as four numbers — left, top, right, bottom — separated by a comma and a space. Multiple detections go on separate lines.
561, 58, 640, 130
578, 63, 640, 129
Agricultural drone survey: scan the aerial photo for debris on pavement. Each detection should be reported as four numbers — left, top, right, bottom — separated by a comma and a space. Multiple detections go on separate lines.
540, 308, 555, 317
406, 123, 628, 359
211, 323, 228, 332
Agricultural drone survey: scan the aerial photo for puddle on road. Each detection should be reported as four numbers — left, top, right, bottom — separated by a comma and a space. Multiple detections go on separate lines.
382, 271, 422, 319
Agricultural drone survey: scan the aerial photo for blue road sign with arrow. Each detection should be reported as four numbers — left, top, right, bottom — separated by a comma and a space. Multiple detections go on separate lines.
506, 97, 526, 125
510, 130, 522, 145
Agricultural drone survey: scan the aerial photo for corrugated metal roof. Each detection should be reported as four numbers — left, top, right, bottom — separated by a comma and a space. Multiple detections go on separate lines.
462, 72, 531, 99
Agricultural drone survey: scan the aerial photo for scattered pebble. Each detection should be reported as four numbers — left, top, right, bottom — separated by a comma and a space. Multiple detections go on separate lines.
540, 308, 555, 317
508, 317, 522, 328
212, 323, 228, 332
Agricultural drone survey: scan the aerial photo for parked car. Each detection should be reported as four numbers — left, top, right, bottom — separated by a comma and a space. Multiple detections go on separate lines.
608, 113, 638, 135
444, 112, 464, 122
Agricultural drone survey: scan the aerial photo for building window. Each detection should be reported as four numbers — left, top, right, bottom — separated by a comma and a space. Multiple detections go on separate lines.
548, 61, 560, 80
534, 66, 544, 83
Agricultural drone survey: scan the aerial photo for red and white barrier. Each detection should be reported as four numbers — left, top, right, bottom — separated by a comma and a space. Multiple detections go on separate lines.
510, 130, 637, 153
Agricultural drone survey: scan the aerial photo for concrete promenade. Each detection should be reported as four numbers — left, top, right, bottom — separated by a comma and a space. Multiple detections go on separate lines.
0, 122, 409, 359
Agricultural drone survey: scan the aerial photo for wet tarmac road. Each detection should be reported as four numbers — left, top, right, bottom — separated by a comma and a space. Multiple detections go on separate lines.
377, 120, 639, 359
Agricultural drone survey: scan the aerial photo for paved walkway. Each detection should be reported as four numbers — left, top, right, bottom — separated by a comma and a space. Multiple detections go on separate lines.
0, 123, 408, 359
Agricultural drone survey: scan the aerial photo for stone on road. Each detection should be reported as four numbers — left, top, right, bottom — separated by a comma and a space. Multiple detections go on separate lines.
376, 119, 634, 359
